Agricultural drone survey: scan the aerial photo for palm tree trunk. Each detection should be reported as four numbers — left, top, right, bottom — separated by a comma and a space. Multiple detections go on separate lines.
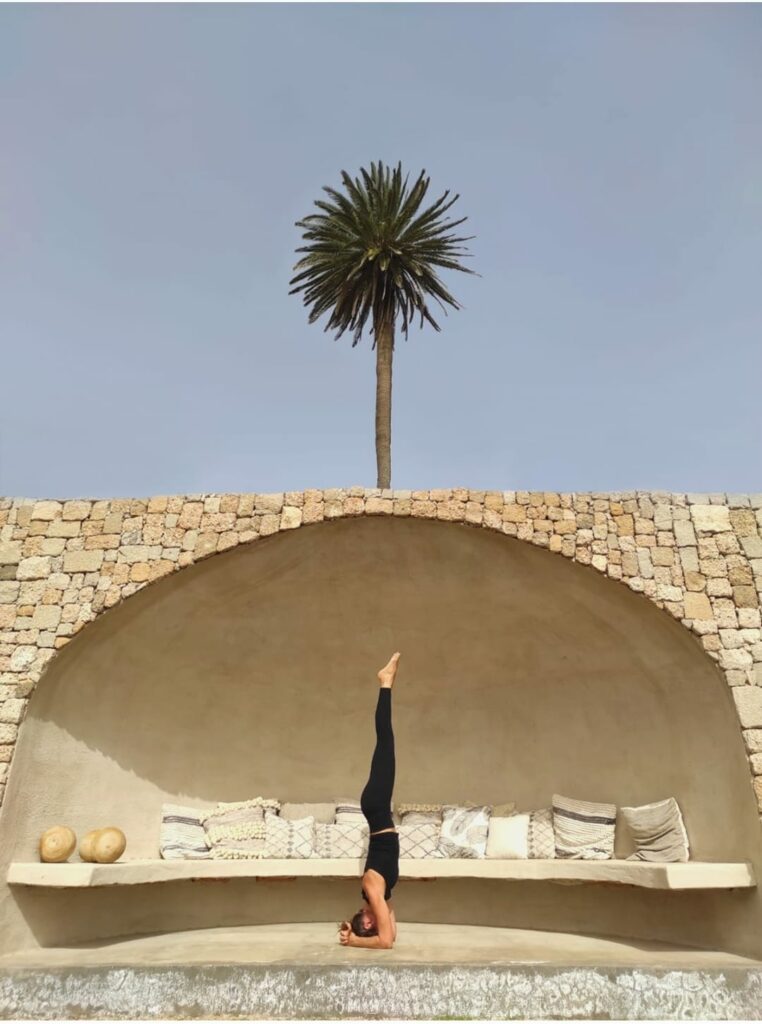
374, 315, 394, 489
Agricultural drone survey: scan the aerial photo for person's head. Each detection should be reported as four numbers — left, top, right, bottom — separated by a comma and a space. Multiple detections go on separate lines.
351, 907, 378, 937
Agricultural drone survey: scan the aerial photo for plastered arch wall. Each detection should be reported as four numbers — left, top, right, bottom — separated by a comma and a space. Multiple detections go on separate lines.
1, 487, 761, 813
0, 488, 762, 959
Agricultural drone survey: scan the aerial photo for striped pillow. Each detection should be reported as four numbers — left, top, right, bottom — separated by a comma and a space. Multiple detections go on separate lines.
622, 797, 690, 862
334, 797, 365, 824
159, 803, 212, 859
552, 793, 616, 860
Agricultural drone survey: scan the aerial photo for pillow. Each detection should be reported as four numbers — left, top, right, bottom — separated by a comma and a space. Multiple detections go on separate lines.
312, 821, 369, 859
281, 802, 336, 824
200, 802, 267, 858
621, 797, 690, 862
334, 797, 365, 824
553, 793, 616, 860
485, 814, 529, 859
436, 805, 491, 858
490, 801, 517, 817
397, 802, 443, 825
200, 796, 280, 817
398, 821, 443, 858
159, 803, 212, 860
527, 807, 556, 859
263, 811, 315, 858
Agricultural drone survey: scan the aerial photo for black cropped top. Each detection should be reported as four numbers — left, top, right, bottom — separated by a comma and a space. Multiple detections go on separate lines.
360, 830, 399, 902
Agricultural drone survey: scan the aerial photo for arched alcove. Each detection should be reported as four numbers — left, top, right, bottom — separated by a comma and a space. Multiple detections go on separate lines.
1, 515, 761, 959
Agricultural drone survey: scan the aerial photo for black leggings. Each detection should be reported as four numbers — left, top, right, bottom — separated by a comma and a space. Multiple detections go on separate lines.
360, 687, 395, 833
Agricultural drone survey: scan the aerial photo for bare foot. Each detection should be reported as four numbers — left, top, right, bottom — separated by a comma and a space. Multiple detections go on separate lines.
378, 652, 401, 688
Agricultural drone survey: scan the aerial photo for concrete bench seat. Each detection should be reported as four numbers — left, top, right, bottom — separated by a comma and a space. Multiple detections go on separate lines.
7, 858, 756, 890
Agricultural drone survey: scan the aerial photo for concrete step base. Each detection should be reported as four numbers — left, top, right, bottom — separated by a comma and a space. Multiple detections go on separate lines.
2, 962, 762, 1020
2, 924, 762, 1020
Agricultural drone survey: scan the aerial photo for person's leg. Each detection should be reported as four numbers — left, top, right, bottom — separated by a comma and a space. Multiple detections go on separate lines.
360, 685, 396, 832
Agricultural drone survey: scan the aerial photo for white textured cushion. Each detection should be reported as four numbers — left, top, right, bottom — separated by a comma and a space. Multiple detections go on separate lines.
486, 815, 530, 859
312, 822, 369, 858
398, 821, 443, 858
436, 805, 491, 858
263, 812, 315, 858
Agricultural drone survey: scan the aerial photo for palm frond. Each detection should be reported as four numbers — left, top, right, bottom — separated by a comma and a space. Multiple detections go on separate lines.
290, 160, 475, 345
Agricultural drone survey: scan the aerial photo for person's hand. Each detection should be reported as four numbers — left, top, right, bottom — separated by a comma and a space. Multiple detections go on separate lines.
338, 920, 352, 945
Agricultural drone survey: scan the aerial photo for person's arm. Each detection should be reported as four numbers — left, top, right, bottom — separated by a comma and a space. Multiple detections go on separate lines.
348, 932, 392, 950
389, 905, 397, 942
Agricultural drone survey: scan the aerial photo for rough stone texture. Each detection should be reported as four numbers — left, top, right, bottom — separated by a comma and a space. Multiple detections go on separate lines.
0, 489, 761, 820
1, 964, 762, 1020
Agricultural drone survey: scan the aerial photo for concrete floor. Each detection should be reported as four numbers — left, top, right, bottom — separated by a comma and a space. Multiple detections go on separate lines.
1, 922, 761, 969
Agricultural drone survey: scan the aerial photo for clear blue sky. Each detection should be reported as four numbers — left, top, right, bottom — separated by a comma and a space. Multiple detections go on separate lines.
2, 3, 760, 499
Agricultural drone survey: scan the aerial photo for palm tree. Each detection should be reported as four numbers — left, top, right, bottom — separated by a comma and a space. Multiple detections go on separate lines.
289, 161, 475, 489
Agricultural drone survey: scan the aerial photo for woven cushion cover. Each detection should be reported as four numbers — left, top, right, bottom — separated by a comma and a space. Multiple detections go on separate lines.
263, 811, 315, 858
553, 793, 616, 860
312, 822, 369, 858
159, 803, 212, 860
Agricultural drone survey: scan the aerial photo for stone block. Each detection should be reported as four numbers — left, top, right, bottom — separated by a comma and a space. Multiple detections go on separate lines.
280, 507, 302, 530
62, 501, 92, 521
734, 586, 759, 609
254, 494, 284, 514
684, 592, 713, 621
30, 501, 62, 521
0, 542, 22, 566
32, 606, 61, 630
17, 556, 51, 580
63, 551, 104, 573
690, 504, 731, 533
0, 698, 25, 724
732, 686, 762, 729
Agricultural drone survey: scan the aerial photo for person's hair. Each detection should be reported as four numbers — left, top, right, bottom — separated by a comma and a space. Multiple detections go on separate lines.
351, 910, 378, 937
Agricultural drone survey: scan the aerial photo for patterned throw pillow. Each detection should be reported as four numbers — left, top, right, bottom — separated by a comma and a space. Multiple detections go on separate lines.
263, 811, 315, 858
621, 797, 690, 862
312, 821, 370, 858
281, 802, 336, 824
436, 805, 491, 858
199, 797, 280, 859
553, 793, 616, 860
528, 807, 556, 859
398, 821, 443, 858
159, 803, 212, 859
485, 815, 529, 859
334, 797, 366, 825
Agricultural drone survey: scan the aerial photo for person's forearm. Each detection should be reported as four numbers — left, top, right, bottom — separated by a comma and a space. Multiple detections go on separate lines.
348, 934, 388, 949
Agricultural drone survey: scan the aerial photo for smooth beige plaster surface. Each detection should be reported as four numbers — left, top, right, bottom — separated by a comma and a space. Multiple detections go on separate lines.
0, 517, 761, 959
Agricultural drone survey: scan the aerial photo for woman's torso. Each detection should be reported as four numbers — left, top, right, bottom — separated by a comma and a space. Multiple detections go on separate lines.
361, 828, 399, 902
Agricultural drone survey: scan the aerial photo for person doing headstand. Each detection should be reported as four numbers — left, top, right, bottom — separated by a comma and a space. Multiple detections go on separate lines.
338, 652, 401, 950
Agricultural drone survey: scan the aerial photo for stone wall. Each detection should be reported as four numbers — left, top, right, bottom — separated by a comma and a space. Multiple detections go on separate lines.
1, 488, 761, 817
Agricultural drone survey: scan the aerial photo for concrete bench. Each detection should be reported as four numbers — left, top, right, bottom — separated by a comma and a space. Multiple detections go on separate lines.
7, 858, 756, 890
